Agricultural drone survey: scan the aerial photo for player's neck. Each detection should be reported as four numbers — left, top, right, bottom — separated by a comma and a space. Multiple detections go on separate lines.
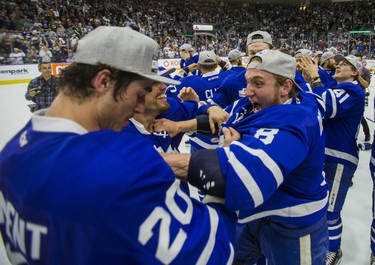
133, 112, 159, 133
46, 93, 101, 131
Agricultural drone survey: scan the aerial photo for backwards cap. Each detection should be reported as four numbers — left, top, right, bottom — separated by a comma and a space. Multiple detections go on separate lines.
334, 54, 367, 87
247, 49, 302, 91
180, 43, 194, 52
246, 30, 273, 48
198, 50, 217, 65
74, 26, 180, 85
228, 49, 246, 60
320, 52, 335, 65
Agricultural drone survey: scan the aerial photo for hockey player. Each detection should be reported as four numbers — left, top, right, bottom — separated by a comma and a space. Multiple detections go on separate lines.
299, 54, 366, 265
208, 30, 274, 108
124, 67, 227, 153
162, 50, 329, 264
0, 26, 238, 265
178, 43, 199, 76
318, 51, 337, 88
166, 50, 230, 151
226, 49, 246, 75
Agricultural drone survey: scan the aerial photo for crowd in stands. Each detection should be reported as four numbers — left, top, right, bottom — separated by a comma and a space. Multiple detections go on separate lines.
1, 0, 375, 64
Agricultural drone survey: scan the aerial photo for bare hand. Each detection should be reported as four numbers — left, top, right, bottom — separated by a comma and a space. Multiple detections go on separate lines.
29, 88, 38, 97
298, 57, 319, 83
188, 63, 199, 72
207, 106, 229, 134
222, 127, 240, 147
160, 153, 191, 180
154, 118, 180, 137
178, 87, 199, 102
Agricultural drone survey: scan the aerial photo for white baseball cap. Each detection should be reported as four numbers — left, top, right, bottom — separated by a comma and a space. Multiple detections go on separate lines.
74, 26, 180, 85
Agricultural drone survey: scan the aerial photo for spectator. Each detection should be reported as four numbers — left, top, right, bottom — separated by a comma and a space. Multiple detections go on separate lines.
38, 43, 53, 62
25, 62, 59, 112
8, 47, 25, 64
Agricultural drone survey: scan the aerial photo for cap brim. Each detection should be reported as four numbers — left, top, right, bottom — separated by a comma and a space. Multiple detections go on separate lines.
334, 54, 346, 64
358, 75, 369, 88
139, 72, 180, 85
292, 80, 304, 92
158, 67, 176, 77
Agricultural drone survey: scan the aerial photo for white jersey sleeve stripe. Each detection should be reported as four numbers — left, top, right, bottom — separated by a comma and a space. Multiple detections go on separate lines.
189, 137, 218, 149
228, 151, 264, 207
225, 243, 234, 265
238, 192, 329, 224
233, 141, 284, 187
328, 89, 337, 118
196, 206, 219, 265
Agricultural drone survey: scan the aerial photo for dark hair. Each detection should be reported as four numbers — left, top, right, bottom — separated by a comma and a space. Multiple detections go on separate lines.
58, 63, 146, 102
200, 64, 217, 71
38, 62, 51, 70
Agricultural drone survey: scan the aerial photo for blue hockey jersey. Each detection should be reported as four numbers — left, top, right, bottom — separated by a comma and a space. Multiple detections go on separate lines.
0, 112, 237, 265
318, 66, 337, 88
216, 92, 328, 227
209, 68, 247, 108
313, 81, 365, 168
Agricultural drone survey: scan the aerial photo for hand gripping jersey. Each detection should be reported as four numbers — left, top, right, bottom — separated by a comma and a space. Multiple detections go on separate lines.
124, 98, 199, 153
217, 92, 328, 227
313, 81, 365, 168
0, 113, 236, 265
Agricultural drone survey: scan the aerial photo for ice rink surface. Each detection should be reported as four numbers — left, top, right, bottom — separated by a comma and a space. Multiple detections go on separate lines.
0, 81, 374, 264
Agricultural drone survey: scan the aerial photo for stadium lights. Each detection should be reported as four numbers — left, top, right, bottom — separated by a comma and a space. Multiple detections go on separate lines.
349, 30, 371, 34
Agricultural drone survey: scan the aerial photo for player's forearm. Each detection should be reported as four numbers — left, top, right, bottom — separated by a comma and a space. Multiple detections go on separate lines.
175, 119, 198, 133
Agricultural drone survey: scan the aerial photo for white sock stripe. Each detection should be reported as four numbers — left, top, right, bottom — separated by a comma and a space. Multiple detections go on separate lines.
329, 234, 342, 240
328, 223, 343, 230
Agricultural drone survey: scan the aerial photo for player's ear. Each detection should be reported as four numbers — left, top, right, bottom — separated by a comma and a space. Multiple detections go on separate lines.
94, 69, 112, 94
38, 63, 41, 71
281, 79, 293, 96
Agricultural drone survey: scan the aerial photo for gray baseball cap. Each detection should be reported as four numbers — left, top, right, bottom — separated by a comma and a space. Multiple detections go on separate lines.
334, 54, 368, 87
247, 49, 302, 91
228, 49, 246, 60
74, 26, 180, 85
198, 50, 217, 65
180, 43, 194, 52
246, 30, 273, 48
334, 54, 362, 74
295, 48, 313, 58
320, 52, 335, 65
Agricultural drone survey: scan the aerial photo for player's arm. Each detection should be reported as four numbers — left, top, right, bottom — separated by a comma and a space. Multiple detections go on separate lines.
154, 105, 229, 136
162, 127, 239, 197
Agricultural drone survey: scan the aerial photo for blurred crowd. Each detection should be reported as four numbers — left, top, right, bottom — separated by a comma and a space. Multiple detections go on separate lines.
1, 0, 375, 64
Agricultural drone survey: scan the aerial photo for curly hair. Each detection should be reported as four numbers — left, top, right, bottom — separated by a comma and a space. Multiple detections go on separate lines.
58, 63, 147, 103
